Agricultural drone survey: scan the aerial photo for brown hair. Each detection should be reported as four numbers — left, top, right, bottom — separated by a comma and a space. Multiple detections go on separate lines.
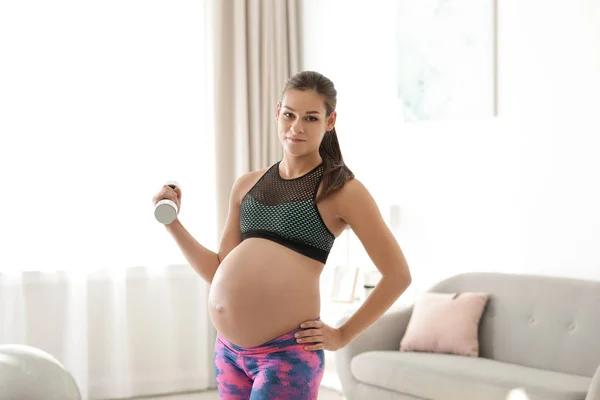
281, 71, 354, 203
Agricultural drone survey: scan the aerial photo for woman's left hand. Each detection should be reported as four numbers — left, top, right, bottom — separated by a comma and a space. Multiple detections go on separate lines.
295, 319, 346, 352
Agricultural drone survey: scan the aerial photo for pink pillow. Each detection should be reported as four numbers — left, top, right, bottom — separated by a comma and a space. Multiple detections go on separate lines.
399, 292, 489, 357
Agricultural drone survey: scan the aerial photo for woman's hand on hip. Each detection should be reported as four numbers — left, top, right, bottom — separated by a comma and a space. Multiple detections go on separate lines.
295, 319, 346, 352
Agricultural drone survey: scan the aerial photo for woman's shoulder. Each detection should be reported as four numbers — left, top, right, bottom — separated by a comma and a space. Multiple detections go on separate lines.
336, 176, 367, 198
242, 164, 273, 183
327, 176, 374, 208
330, 177, 383, 225
231, 165, 272, 202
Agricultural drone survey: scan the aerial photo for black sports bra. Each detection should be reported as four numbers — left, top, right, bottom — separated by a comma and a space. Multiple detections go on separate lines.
239, 161, 335, 263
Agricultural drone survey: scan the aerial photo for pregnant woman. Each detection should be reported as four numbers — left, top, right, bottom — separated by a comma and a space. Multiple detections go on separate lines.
152, 71, 412, 400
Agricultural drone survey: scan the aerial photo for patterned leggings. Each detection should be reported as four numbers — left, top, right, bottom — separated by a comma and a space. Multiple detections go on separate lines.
214, 325, 325, 399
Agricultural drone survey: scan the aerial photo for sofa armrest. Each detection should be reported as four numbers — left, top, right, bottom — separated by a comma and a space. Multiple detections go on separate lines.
333, 306, 413, 397
586, 364, 600, 400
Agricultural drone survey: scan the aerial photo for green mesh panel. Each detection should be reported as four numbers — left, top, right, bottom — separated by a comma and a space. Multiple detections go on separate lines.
239, 161, 335, 259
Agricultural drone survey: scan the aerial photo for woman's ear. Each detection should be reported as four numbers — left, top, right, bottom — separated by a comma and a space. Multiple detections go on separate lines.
326, 111, 337, 131
275, 102, 281, 120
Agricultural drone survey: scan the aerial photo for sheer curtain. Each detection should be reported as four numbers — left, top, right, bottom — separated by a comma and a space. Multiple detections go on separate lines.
0, 1, 216, 398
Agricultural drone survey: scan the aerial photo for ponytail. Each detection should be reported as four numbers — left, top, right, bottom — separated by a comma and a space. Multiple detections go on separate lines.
317, 127, 354, 203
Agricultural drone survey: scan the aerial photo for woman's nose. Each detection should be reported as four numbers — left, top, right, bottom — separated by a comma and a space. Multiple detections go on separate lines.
291, 120, 304, 133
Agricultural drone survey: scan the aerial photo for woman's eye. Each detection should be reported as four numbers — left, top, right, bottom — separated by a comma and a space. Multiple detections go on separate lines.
282, 113, 317, 121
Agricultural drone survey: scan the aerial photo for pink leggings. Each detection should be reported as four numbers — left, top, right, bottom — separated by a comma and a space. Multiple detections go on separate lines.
214, 326, 325, 399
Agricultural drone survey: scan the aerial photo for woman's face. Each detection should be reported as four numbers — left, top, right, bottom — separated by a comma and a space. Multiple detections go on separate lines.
276, 89, 336, 157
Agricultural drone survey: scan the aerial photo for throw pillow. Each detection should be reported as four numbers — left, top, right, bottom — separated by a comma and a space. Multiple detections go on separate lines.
399, 292, 489, 357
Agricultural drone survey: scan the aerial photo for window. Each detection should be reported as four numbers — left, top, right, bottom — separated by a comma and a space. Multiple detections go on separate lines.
0, 1, 215, 272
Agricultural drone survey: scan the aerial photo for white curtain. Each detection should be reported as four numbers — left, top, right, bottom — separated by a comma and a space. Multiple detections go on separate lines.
0, 1, 216, 398
0, 266, 214, 399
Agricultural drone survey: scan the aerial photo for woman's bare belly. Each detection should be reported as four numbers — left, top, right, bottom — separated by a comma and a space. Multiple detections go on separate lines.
208, 238, 324, 348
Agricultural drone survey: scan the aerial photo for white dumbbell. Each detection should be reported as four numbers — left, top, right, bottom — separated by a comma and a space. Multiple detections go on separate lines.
154, 180, 181, 224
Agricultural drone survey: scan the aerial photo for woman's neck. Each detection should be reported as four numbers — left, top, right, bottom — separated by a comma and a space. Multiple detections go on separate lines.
279, 155, 323, 179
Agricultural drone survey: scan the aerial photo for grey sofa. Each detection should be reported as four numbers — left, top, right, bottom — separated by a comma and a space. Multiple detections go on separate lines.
335, 272, 600, 400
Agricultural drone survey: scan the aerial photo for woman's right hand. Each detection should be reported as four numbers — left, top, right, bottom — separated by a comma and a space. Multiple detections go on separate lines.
152, 184, 182, 216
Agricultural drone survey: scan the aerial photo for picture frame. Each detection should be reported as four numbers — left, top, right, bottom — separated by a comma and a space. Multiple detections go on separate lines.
395, 0, 498, 120
330, 265, 360, 303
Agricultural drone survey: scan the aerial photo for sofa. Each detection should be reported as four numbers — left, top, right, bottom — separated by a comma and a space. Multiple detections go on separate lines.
335, 272, 600, 400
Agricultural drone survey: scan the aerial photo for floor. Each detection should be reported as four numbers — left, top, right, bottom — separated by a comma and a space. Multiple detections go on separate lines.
135, 387, 344, 400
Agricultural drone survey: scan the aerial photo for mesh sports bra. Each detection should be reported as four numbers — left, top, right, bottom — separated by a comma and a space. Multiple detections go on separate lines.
239, 160, 336, 263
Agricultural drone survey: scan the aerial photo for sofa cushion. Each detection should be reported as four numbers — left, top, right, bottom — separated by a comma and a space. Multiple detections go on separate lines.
400, 292, 489, 357
351, 351, 590, 400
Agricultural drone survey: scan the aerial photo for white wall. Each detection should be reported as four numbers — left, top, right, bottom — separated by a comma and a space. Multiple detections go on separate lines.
301, 0, 600, 295
499, 0, 600, 118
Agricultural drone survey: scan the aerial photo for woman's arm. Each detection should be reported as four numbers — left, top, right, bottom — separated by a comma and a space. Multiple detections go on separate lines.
334, 178, 412, 345
165, 172, 251, 284
165, 220, 221, 283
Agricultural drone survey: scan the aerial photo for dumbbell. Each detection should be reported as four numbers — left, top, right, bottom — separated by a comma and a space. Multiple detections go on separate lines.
154, 181, 181, 224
